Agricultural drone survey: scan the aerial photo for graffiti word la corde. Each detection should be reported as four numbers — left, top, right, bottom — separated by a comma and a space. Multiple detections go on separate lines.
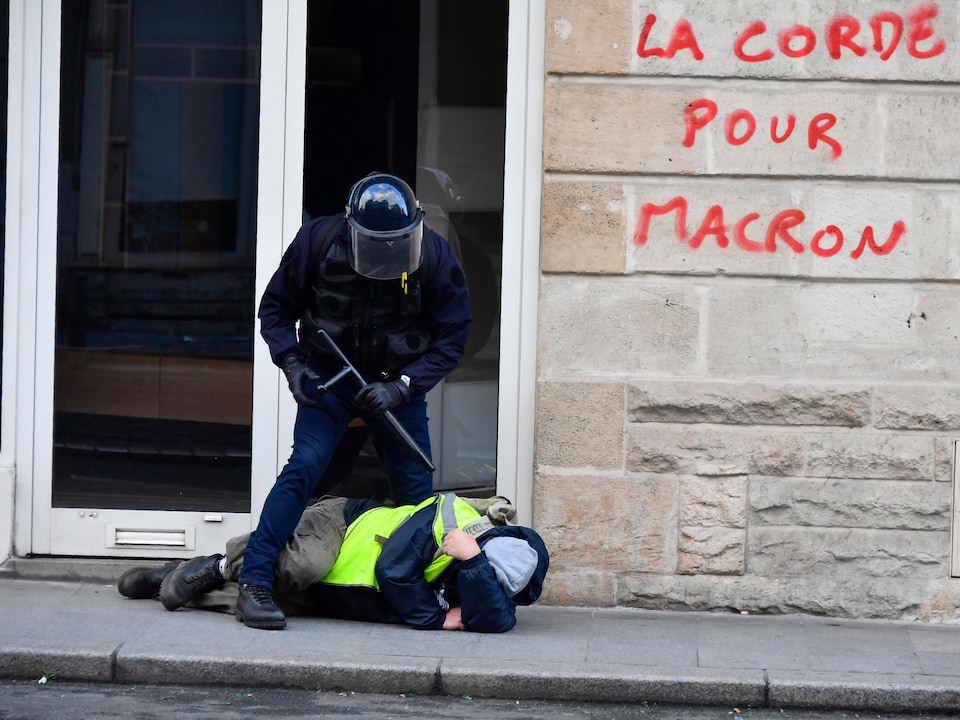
638, 3, 946, 62
641, 3, 947, 159
633, 196, 905, 259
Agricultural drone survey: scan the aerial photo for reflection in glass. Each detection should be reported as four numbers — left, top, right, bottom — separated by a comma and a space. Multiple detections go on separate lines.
416, 1, 506, 494
53, 0, 261, 512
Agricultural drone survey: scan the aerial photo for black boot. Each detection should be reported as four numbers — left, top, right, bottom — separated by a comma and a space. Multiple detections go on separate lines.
159, 554, 225, 611
117, 560, 181, 599
235, 584, 286, 630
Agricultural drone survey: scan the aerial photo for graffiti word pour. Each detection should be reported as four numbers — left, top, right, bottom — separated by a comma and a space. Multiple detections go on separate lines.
682, 99, 842, 158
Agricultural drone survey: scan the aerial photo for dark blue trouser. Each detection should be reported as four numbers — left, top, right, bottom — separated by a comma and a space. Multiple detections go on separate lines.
238, 380, 434, 590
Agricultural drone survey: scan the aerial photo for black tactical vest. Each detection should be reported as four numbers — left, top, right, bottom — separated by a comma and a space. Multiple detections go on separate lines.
298, 216, 432, 380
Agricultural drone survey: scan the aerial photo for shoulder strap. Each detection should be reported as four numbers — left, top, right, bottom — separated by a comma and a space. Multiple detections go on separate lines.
462, 497, 518, 539
308, 214, 346, 269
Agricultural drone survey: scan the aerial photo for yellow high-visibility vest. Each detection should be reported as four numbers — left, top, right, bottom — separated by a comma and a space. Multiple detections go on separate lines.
319, 493, 482, 589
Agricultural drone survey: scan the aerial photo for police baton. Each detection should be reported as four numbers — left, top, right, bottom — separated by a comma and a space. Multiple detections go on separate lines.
314, 330, 436, 474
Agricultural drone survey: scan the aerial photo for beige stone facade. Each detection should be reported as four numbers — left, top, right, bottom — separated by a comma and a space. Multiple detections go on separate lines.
535, 0, 960, 621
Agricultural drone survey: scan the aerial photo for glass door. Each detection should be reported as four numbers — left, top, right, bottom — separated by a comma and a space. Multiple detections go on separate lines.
301, 0, 507, 500
31, 0, 519, 557
416, 0, 506, 494
45, 0, 263, 556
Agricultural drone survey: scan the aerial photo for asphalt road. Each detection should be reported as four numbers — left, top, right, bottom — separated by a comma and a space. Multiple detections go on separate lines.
0, 681, 951, 720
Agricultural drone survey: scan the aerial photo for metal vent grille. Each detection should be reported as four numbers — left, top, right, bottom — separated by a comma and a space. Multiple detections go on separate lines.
106, 525, 196, 550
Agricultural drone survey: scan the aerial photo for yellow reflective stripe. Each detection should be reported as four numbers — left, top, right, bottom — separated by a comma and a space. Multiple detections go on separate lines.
424, 496, 485, 582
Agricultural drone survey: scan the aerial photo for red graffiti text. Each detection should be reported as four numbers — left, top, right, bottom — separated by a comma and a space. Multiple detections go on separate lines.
638, 3, 946, 62
637, 16, 704, 60
734, 4, 945, 62
632, 196, 906, 259
683, 99, 842, 158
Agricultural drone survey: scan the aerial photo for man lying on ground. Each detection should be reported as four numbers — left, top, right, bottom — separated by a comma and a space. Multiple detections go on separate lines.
117, 493, 549, 633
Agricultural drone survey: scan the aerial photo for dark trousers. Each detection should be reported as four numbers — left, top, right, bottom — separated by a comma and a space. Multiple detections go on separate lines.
238, 378, 434, 590
195, 496, 349, 615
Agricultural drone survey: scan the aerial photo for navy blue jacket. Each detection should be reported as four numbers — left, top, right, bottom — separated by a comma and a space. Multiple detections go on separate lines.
303, 499, 549, 633
258, 215, 471, 394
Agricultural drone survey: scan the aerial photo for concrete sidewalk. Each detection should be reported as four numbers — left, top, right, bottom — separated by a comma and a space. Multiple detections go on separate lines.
3, 565, 960, 712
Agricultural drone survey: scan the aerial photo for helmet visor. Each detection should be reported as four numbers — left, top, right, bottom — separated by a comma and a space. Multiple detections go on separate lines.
349, 222, 423, 280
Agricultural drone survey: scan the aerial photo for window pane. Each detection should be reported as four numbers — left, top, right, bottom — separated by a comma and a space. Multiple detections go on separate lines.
418, 0, 506, 492
53, 0, 261, 512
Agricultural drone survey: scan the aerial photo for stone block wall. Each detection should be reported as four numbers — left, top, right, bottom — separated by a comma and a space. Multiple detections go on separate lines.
535, 0, 960, 621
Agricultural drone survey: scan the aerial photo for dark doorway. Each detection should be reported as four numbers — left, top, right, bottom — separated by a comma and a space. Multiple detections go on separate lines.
304, 1, 508, 500
53, 0, 262, 512
302, 1, 420, 219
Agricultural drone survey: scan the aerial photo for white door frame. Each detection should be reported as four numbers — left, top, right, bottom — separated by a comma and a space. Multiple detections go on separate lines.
0, 0, 23, 562
259, 0, 545, 525
259, 0, 546, 524
499, 0, 544, 527
14, 0, 305, 556
252, 0, 307, 520
11, 0, 56, 555
7, 0, 542, 556
7, 0, 44, 556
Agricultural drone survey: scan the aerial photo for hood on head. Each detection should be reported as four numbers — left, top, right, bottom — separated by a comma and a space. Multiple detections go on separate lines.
478, 525, 549, 605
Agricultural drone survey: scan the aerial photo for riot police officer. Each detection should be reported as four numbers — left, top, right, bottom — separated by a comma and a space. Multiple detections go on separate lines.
238, 173, 471, 629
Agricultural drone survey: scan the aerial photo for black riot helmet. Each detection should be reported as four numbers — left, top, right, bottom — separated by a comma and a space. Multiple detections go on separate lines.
344, 173, 425, 280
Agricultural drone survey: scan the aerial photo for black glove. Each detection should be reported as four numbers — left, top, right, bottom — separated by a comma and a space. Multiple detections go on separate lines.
356, 379, 412, 414
281, 355, 321, 407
